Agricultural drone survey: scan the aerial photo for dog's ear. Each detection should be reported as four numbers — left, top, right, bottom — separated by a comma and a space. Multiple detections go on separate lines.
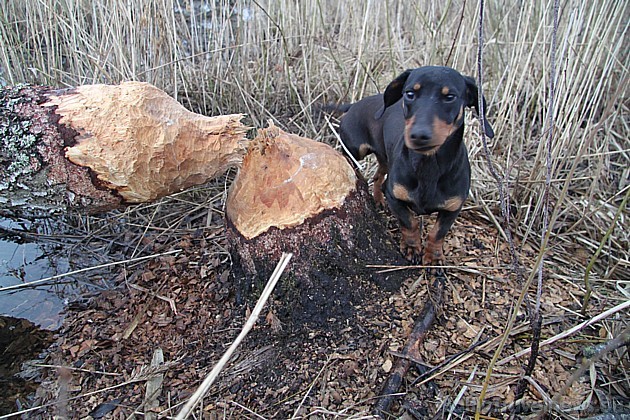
374, 69, 412, 119
464, 76, 495, 138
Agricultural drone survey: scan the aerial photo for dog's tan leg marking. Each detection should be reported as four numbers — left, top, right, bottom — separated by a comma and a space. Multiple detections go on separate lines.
392, 183, 411, 202
400, 217, 422, 261
422, 222, 445, 265
358, 143, 373, 159
372, 164, 388, 207
442, 196, 464, 212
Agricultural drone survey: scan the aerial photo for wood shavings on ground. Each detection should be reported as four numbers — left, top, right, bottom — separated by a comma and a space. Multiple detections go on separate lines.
25, 209, 629, 419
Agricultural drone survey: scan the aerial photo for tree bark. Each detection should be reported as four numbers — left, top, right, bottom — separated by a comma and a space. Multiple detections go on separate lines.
225, 124, 408, 326
0, 83, 247, 216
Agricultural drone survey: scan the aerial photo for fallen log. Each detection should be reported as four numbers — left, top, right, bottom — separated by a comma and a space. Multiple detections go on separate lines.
0, 83, 247, 215
225, 124, 409, 325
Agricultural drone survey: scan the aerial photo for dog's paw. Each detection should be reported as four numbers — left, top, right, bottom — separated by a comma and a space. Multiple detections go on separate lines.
373, 189, 386, 209
422, 242, 444, 266
399, 223, 422, 263
399, 240, 422, 263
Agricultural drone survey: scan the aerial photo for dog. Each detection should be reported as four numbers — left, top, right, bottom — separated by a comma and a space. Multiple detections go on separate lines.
336, 66, 494, 264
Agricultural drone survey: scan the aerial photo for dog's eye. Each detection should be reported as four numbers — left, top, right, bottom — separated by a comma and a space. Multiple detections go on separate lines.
444, 94, 457, 103
404, 91, 415, 101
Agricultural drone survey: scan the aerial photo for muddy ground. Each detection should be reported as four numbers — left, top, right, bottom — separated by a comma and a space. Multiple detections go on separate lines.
8, 205, 625, 419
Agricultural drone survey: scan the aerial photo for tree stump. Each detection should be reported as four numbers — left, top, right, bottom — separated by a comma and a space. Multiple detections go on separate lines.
0, 83, 247, 215
225, 124, 408, 326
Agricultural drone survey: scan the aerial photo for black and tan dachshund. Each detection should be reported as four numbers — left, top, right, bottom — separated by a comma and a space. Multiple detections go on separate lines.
337, 66, 494, 264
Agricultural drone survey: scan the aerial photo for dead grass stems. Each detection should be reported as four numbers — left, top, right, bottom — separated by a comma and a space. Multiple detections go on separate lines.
0, 0, 628, 417
1, 1, 626, 273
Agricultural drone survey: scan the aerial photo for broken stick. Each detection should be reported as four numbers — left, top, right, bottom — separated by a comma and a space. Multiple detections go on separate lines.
374, 270, 446, 416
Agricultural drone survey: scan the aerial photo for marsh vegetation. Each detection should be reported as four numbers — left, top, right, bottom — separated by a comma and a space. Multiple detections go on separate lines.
0, 0, 628, 417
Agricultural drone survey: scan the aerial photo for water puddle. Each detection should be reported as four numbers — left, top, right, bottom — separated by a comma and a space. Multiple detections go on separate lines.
0, 215, 113, 415
0, 200, 185, 415
0, 219, 74, 331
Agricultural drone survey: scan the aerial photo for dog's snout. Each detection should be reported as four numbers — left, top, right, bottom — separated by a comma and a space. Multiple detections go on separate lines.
409, 126, 432, 141
404, 117, 437, 152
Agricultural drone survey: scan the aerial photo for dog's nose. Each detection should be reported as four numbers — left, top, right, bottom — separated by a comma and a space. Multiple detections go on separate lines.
409, 127, 432, 141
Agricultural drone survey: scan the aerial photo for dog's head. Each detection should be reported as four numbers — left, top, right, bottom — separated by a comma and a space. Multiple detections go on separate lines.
374, 66, 495, 154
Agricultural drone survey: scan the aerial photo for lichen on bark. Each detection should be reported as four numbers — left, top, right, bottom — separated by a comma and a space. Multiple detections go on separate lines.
0, 85, 44, 192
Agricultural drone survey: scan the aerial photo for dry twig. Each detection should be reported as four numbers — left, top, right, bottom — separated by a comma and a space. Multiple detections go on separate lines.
549, 326, 630, 411
473, 1, 525, 416
497, 299, 630, 366
514, 0, 561, 405
374, 270, 446, 416
0, 249, 181, 292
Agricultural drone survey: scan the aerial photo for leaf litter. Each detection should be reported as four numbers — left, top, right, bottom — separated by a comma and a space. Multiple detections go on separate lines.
19, 202, 627, 419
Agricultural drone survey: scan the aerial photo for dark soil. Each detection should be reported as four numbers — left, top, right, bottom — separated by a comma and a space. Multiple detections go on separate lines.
0, 316, 53, 415
8, 210, 630, 418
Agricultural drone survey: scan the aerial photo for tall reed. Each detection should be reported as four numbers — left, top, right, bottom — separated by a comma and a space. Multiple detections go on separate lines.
1, 0, 627, 277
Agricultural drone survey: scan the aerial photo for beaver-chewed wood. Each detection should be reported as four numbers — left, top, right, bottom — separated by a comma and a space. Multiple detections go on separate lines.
225, 124, 408, 327
0, 83, 247, 215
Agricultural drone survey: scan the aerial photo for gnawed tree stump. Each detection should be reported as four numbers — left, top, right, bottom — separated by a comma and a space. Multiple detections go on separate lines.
225, 124, 408, 326
0, 83, 247, 215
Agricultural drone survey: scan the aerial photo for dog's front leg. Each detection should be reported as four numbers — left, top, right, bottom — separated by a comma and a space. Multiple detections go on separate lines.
423, 209, 460, 265
385, 187, 423, 262
399, 215, 423, 262
372, 161, 388, 208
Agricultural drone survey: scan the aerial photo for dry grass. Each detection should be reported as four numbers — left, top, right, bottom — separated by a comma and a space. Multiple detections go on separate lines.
1, 0, 628, 417
1, 0, 626, 279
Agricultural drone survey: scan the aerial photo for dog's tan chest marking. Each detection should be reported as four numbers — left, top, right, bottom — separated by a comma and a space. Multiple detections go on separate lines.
442, 196, 464, 211
392, 183, 412, 202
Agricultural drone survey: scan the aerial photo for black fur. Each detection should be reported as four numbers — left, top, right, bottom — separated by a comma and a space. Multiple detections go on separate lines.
336, 66, 494, 264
